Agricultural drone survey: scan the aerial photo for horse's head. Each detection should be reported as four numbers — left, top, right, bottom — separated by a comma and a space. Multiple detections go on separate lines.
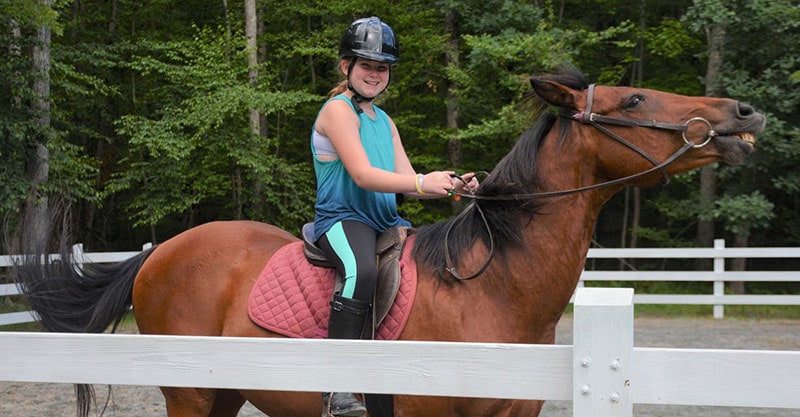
415, 72, 766, 283
530, 75, 766, 187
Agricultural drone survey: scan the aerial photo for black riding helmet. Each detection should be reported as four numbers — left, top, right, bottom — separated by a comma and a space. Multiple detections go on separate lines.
339, 16, 399, 64
338, 17, 399, 108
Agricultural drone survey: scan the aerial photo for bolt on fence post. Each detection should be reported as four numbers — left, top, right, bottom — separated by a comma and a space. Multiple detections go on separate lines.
573, 287, 633, 417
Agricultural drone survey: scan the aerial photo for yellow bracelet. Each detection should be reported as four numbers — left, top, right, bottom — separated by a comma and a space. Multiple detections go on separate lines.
415, 174, 425, 195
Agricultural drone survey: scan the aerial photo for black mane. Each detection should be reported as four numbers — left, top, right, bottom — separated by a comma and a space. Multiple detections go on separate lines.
412, 69, 590, 281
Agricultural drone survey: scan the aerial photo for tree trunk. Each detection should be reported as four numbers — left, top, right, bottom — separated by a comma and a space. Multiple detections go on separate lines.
445, 9, 461, 161
108, 0, 118, 34
630, 187, 641, 248
240, 0, 259, 220
729, 225, 750, 294
696, 23, 726, 268
258, 3, 269, 138
252, 0, 269, 216
28, 0, 53, 247
626, 0, 647, 252
245, 0, 259, 137
634, 0, 646, 86
9, 18, 21, 107
445, 9, 463, 213
620, 188, 629, 250
222, 0, 232, 59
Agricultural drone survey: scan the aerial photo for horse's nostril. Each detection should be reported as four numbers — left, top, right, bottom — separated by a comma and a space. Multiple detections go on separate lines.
738, 102, 755, 117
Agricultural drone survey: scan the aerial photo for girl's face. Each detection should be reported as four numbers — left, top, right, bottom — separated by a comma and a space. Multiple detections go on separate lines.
343, 58, 390, 98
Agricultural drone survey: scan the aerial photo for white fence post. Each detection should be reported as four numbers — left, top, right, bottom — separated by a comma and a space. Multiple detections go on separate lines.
71, 243, 85, 272
713, 239, 725, 319
573, 287, 634, 417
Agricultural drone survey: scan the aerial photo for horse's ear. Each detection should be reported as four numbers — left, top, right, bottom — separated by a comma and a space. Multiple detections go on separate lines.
529, 77, 577, 109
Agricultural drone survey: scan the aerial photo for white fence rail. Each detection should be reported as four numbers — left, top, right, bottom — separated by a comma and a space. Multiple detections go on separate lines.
0, 288, 797, 417
1, 239, 799, 326
580, 239, 800, 318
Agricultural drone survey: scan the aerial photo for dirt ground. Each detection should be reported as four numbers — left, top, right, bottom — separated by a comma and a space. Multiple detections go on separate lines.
1, 316, 798, 417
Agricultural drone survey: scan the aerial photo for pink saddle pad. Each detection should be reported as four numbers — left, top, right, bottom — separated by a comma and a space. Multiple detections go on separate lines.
247, 237, 417, 340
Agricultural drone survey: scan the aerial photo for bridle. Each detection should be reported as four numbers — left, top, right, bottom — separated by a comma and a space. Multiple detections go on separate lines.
444, 83, 718, 280
463, 84, 718, 201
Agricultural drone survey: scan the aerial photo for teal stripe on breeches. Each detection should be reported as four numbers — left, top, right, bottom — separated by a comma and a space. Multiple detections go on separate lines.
324, 222, 358, 299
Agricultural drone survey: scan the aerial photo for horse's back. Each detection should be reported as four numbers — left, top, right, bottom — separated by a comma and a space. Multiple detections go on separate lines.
132, 220, 297, 336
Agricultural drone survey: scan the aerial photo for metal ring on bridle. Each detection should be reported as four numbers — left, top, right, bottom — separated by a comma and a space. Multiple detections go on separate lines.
682, 117, 716, 148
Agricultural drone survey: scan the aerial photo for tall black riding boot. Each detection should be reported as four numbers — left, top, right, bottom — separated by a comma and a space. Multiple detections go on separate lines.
322, 294, 371, 417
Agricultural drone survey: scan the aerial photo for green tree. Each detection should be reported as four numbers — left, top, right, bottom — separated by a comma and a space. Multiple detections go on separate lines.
10, 0, 798, 259
0, 1, 61, 220
681, 0, 799, 248
110, 26, 318, 238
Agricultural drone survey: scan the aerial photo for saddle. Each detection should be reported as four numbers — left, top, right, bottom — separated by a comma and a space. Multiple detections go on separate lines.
301, 222, 410, 338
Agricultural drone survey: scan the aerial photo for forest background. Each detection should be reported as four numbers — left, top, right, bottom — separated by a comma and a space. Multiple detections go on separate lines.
2, 0, 799, 295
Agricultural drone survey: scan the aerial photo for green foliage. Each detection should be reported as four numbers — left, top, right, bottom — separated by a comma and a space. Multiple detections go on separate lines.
643, 19, 699, 59
0, 5, 44, 217
708, 192, 774, 235
110, 26, 318, 228
45, 136, 101, 204
450, 103, 530, 169
633, 227, 692, 249
3, 0, 798, 256
682, 0, 739, 31
1, 0, 61, 33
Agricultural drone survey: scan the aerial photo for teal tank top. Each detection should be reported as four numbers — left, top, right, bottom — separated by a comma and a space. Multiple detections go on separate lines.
311, 95, 411, 241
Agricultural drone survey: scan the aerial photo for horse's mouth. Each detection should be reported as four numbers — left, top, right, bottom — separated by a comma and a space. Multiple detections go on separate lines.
716, 131, 755, 145
736, 132, 756, 145
714, 131, 758, 164
717, 131, 756, 148
716, 112, 766, 148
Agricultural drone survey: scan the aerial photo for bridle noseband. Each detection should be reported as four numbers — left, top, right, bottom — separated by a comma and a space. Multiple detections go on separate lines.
444, 83, 718, 280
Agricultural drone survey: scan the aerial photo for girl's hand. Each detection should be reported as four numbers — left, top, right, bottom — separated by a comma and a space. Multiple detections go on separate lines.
419, 171, 456, 196
454, 172, 479, 195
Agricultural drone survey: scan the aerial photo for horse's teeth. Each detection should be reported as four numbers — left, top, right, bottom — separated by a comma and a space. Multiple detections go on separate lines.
740, 132, 755, 144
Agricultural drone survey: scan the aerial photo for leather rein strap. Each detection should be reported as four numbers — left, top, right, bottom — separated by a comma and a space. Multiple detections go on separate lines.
444, 84, 717, 280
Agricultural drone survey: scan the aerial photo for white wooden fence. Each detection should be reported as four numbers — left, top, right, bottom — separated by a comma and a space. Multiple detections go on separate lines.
1, 238, 799, 326
580, 239, 800, 318
0, 287, 797, 417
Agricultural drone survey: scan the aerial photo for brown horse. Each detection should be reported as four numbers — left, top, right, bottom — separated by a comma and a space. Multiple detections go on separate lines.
14, 69, 765, 417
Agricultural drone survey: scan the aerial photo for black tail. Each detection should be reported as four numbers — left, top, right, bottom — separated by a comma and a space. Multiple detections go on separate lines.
9, 202, 155, 417
13, 244, 153, 333
10, 200, 154, 333
13, 247, 154, 417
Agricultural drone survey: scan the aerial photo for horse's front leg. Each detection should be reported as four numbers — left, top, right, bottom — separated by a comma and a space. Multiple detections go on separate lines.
161, 386, 244, 417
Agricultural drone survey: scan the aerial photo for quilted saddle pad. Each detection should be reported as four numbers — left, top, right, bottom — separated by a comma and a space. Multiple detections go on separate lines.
247, 237, 417, 340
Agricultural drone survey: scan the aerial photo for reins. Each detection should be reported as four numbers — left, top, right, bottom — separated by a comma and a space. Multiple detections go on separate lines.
443, 83, 718, 280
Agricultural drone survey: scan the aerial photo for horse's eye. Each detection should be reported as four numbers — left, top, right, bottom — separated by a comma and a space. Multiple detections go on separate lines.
626, 94, 645, 109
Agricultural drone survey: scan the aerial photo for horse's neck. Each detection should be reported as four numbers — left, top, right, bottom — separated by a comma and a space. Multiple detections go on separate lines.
506, 132, 615, 336
457, 199, 601, 345
526, 197, 601, 308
